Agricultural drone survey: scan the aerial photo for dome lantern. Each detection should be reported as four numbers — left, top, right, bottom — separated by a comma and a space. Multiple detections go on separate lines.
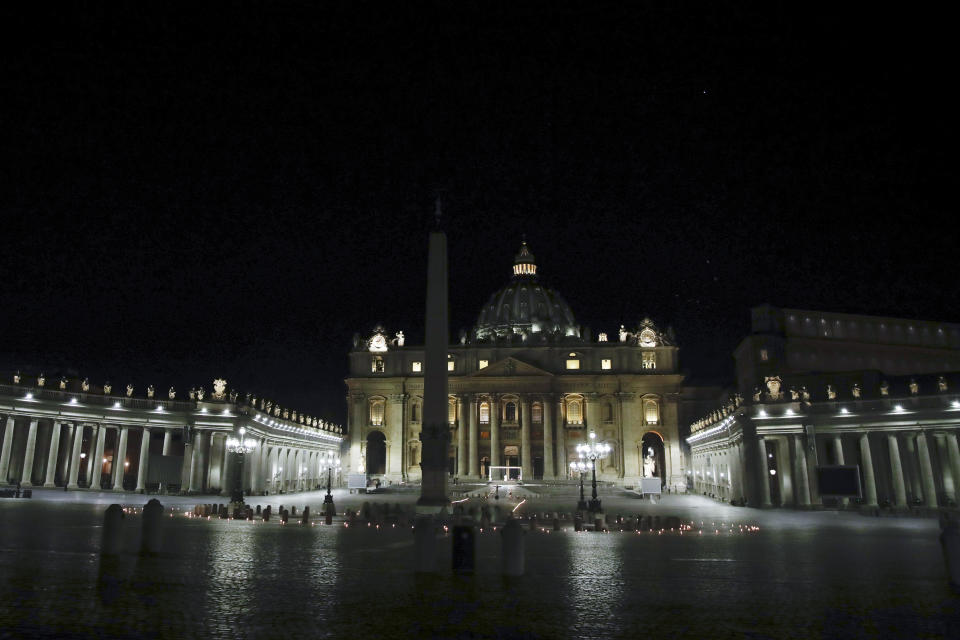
512, 241, 537, 277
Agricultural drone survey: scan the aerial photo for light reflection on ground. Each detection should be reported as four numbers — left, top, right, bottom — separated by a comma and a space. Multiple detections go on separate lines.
1, 492, 958, 638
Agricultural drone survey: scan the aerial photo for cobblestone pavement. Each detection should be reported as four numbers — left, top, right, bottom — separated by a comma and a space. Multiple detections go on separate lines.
1, 491, 959, 638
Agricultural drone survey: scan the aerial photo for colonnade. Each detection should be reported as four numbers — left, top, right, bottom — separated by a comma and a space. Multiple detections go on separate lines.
748, 428, 960, 508
0, 414, 339, 495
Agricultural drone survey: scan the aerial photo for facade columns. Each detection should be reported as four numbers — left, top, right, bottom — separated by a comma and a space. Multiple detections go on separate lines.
162, 428, 173, 455
756, 437, 772, 507
520, 395, 532, 479
934, 433, 956, 503
113, 426, 129, 490
489, 395, 500, 470
947, 433, 960, 506
20, 419, 40, 486
555, 398, 566, 477
181, 438, 194, 493
904, 434, 923, 501
58, 423, 74, 482
457, 396, 467, 477
43, 421, 63, 487
832, 436, 848, 506
190, 431, 207, 492
136, 427, 151, 492
91, 425, 107, 490
887, 434, 907, 507
67, 423, 85, 489
543, 396, 554, 479
84, 425, 99, 484
916, 431, 938, 508
468, 396, 479, 477
1, 417, 16, 484
858, 432, 878, 507
793, 434, 810, 507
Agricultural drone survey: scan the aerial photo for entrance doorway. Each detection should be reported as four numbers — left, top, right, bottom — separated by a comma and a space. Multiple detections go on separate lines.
366, 431, 386, 475
641, 432, 665, 487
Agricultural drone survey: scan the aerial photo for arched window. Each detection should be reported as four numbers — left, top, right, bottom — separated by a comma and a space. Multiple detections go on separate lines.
480, 401, 490, 424
505, 401, 517, 422
369, 399, 385, 426
603, 402, 613, 422
411, 402, 420, 423
643, 399, 659, 425
448, 399, 457, 424
532, 403, 543, 424
567, 399, 583, 424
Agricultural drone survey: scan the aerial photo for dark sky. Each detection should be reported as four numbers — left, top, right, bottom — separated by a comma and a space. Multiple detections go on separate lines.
1, 3, 955, 423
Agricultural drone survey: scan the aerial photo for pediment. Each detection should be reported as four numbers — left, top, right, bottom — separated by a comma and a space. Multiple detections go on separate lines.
468, 356, 554, 378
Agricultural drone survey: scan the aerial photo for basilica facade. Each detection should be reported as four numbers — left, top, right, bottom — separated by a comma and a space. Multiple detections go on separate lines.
346, 243, 688, 490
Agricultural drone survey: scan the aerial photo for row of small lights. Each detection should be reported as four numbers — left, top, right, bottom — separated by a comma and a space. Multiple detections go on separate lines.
253, 413, 341, 442
755, 401, 960, 418
22, 391, 237, 417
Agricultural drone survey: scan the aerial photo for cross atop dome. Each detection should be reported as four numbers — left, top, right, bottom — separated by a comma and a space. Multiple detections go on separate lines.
512, 241, 537, 277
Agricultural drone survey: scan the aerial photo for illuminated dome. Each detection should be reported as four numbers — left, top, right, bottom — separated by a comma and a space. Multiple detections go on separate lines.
474, 242, 579, 341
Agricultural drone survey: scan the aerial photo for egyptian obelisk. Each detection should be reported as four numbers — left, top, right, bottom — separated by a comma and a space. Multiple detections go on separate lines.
417, 201, 450, 511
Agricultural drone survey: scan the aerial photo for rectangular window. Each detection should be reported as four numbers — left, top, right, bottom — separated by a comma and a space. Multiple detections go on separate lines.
480, 402, 490, 424
759, 349, 769, 362
566, 359, 580, 370
371, 356, 384, 373
601, 358, 612, 370
642, 352, 656, 370
479, 359, 489, 369
480, 431, 490, 440
447, 360, 455, 372
411, 361, 422, 372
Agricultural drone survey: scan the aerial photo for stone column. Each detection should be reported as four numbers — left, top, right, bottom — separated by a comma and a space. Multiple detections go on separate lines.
113, 426, 129, 491
220, 443, 233, 497
520, 395, 532, 480
67, 424, 85, 489
190, 431, 207, 492
555, 398, 566, 477
543, 396, 554, 479
904, 434, 923, 501
84, 425, 99, 484
136, 427, 151, 492
162, 428, 173, 455
43, 421, 63, 487
833, 436, 848, 506
756, 437, 772, 507
489, 395, 500, 472
947, 432, 960, 506
20, 419, 40, 486
58, 423, 74, 483
180, 438, 194, 493
793, 434, 810, 507
858, 432, 878, 507
90, 425, 106, 490
916, 431, 938, 508
468, 396, 479, 478
0, 416, 16, 484
349, 393, 365, 474
887, 434, 907, 507
934, 433, 956, 503
457, 396, 467, 477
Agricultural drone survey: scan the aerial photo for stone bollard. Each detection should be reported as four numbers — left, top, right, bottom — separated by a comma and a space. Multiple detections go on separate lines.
291, 506, 297, 516
141, 499, 163, 555
574, 514, 583, 532
594, 515, 604, 532
101, 504, 124, 556
263, 506, 271, 522
280, 509, 289, 524
301, 506, 310, 525
452, 525, 476, 575
941, 515, 960, 590
501, 518, 525, 577
414, 515, 437, 573
256, 505, 262, 515
552, 517, 560, 532
247, 507, 253, 520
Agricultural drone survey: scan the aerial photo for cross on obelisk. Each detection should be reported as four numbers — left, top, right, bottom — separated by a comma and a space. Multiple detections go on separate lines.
417, 199, 450, 511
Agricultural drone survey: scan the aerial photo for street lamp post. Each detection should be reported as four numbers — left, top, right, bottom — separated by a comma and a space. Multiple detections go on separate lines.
226, 427, 257, 506
321, 451, 340, 517
570, 460, 589, 511
576, 431, 611, 514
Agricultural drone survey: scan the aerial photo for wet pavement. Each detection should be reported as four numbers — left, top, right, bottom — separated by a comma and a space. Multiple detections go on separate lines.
1, 490, 959, 638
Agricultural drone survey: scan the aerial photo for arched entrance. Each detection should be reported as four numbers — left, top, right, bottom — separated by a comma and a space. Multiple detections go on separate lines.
641, 432, 665, 487
366, 431, 386, 475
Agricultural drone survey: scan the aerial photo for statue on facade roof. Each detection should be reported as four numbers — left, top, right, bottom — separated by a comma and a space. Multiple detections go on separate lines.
909, 379, 919, 395
291, 410, 297, 421
229, 390, 238, 403
126, 384, 134, 397
212, 379, 227, 401
826, 385, 836, 400
753, 387, 762, 402
789, 388, 799, 401
168, 387, 176, 400
13, 371, 20, 384
104, 382, 112, 395
395, 331, 405, 347
734, 393, 743, 407
851, 383, 861, 399
938, 376, 948, 392
59, 377, 67, 390
800, 386, 810, 402
81, 378, 90, 392
189, 388, 196, 400
273, 405, 281, 417
37, 373, 46, 387
619, 325, 628, 342
197, 387, 206, 401
765, 376, 783, 401
147, 385, 155, 398
880, 381, 889, 396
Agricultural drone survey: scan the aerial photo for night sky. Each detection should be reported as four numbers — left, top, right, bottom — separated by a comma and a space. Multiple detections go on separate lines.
2, 3, 955, 423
